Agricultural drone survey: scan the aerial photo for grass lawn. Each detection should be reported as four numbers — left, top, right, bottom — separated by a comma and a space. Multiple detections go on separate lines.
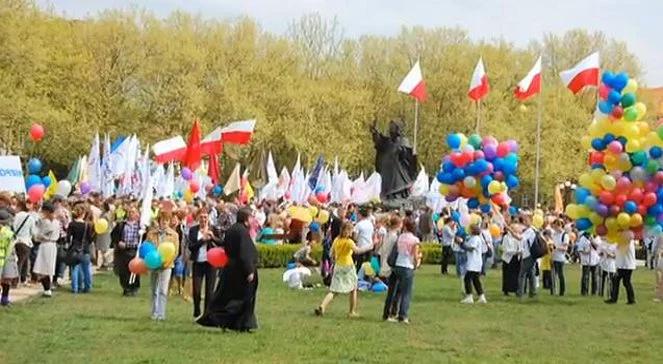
0, 264, 661, 364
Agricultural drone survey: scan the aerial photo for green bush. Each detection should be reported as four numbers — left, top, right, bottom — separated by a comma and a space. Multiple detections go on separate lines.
255, 242, 444, 268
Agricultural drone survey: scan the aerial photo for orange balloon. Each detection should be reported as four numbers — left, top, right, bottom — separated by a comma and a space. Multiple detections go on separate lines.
128, 258, 148, 275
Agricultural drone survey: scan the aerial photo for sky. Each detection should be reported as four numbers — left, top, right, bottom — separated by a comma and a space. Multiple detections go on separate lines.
38, 0, 663, 86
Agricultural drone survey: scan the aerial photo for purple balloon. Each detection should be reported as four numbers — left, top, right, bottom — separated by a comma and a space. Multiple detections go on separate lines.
484, 145, 497, 160
181, 167, 193, 181
506, 139, 519, 153
595, 203, 609, 217
445, 194, 459, 203
80, 181, 91, 194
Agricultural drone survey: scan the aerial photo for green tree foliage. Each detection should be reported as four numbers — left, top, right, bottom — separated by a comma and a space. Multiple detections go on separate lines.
0, 1, 643, 205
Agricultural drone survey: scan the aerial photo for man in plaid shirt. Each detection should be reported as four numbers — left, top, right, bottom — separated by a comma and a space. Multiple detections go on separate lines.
112, 206, 142, 296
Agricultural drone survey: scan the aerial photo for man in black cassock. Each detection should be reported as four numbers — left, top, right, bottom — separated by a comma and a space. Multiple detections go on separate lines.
371, 120, 417, 200
197, 208, 258, 332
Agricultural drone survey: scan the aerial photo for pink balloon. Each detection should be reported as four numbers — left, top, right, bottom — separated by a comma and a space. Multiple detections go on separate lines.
506, 139, 519, 153
27, 184, 45, 203
496, 143, 510, 157
645, 181, 658, 193
616, 177, 632, 191
473, 150, 485, 160
655, 171, 663, 185
482, 136, 498, 147
607, 141, 623, 154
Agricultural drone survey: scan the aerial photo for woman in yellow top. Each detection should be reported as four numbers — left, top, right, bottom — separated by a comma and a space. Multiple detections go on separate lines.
145, 211, 179, 321
315, 222, 364, 318
541, 229, 555, 295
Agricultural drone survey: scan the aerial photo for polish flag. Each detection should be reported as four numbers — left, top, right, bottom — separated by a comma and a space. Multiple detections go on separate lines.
183, 120, 202, 170
514, 56, 542, 101
397, 60, 427, 102
152, 136, 186, 164
468, 57, 489, 101
221, 119, 256, 145
559, 52, 599, 94
201, 127, 223, 155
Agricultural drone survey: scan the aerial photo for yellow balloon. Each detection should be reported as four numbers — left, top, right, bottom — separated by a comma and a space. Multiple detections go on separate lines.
605, 217, 618, 231
625, 139, 641, 153
576, 205, 590, 219
184, 189, 194, 203
459, 133, 468, 148
635, 102, 647, 120
600, 175, 616, 190
590, 168, 605, 183
315, 209, 330, 224
439, 184, 450, 195
292, 207, 313, 223
638, 122, 650, 136
565, 204, 578, 219
629, 213, 643, 228
308, 206, 319, 219
157, 242, 177, 265
579, 173, 593, 189
589, 212, 602, 225
488, 180, 501, 195
532, 214, 544, 229
470, 213, 482, 226
94, 218, 109, 234
617, 212, 630, 228
623, 79, 638, 94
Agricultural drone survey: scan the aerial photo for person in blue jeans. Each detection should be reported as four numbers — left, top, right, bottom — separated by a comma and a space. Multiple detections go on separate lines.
382, 218, 420, 324
67, 205, 94, 294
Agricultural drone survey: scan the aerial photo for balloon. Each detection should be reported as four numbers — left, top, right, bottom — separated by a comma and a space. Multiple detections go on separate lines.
27, 158, 42, 174
189, 180, 200, 193
41, 175, 52, 188
598, 100, 613, 114
468, 134, 482, 149
643, 192, 657, 207
29, 123, 44, 142
291, 207, 313, 223
25, 174, 41, 189
144, 250, 163, 270
212, 185, 223, 196
79, 181, 91, 194
576, 218, 592, 231
56, 180, 72, 197
598, 84, 611, 100
27, 184, 45, 203
635, 102, 647, 120
608, 90, 622, 104
489, 224, 501, 238
139, 242, 157, 259
611, 106, 624, 119
316, 192, 328, 204
157, 242, 177, 265
591, 138, 605, 151
602, 71, 615, 87
463, 176, 477, 189
630, 213, 643, 228
94, 218, 109, 234
607, 141, 623, 154
532, 214, 544, 229
600, 175, 616, 190
621, 93, 636, 108
315, 209, 330, 224
624, 107, 638, 122
181, 167, 193, 180
624, 200, 638, 214
496, 143, 510, 158
207, 247, 228, 268
617, 212, 631, 228
128, 258, 148, 275
612, 72, 629, 92
623, 78, 638, 94
447, 134, 462, 149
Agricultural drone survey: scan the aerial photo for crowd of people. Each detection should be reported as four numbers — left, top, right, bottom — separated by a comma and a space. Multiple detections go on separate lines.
1, 189, 663, 330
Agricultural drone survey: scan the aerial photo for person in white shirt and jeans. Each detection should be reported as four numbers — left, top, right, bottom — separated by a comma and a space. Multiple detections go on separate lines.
605, 239, 636, 304
599, 239, 617, 299
508, 214, 537, 299
577, 232, 600, 296
551, 219, 569, 296
353, 208, 374, 273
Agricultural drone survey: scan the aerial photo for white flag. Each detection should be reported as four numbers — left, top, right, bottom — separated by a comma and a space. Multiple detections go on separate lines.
410, 166, 429, 197
224, 163, 241, 196
139, 148, 153, 229
86, 133, 101, 192
101, 134, 114, 198
266, 151, 278, 183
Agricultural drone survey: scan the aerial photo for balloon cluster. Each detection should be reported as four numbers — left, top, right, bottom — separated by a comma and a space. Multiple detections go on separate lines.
567, 71, 661, 245
437, 133, 520, 211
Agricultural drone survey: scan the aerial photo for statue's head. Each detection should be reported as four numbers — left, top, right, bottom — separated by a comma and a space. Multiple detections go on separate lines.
388, 120, 404, 139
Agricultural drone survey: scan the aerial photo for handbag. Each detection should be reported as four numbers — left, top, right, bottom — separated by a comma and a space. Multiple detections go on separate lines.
66, 223, 89, 266
386, 241, 399, 267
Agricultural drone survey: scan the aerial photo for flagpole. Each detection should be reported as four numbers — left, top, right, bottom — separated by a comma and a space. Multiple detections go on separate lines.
475, 100, 481, 133
534, 78, 544, 208
413, 99, 419, 155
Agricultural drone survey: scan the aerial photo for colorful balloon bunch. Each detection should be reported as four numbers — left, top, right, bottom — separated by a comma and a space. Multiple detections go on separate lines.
436, 133, 520, 211
567, 71, 662, 245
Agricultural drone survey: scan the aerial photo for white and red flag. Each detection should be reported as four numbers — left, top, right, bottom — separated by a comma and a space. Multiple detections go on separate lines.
559, 52, 599, 94
220, 119, 256, 145
514, 56, 542, 101
201, 127, 223, 155
397, 60, 427, 102
468, 57, 490, 101
152, 136, 186, 164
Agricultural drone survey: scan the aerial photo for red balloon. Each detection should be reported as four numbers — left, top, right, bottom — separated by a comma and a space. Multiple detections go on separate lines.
461, 151, 474, 164
638, 204, 648, 216
473, 150, 485, 160
129, 258, 148, 275
654, 171, 663, 185
588, 151, 604, 165
645, 181, 658, 193
451, 152, 464, 167
633, 226, 644, 240
598, 190, 614, 205
609, 205, 621, 216
616, 177, 632, 192
493, 171, 505, 182
491, 193, 507, 206
629, 188, 643, 203
316, 192, 328, 204
189, 180, 200, 193
595, 224, 608, 236
29, 123, 45, 142
27, 184, 45, 203
614, 194, 628, 207
207, 247, 228, 268
643, 193, 657, 207
611, 106, 624, 119
496, 143, 510, 158
598, 85, 611, 100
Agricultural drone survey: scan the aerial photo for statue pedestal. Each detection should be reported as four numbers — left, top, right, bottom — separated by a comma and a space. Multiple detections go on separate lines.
381, 196, 426, 212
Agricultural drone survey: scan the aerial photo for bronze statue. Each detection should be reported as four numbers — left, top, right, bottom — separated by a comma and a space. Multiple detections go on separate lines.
371, 120, 417, 200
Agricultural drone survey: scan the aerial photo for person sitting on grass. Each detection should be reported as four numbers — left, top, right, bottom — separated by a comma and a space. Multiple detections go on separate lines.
314, 221, 365, 318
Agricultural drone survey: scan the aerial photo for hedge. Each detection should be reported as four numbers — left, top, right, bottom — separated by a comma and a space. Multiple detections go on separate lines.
255, 242, 443, 268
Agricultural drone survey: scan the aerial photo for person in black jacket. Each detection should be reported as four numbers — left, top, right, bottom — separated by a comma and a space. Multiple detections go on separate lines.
111, 207, 142, 296
188, 208, 221, 318
197, 207, 258, 332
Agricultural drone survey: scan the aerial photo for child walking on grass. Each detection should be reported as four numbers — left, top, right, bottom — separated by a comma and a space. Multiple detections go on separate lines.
314, 222, 364, 318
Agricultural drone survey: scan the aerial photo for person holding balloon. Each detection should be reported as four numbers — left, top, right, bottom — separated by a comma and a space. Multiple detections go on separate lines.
145, 211, 179, 321
188, 208, 221, 318
111, 206, 142, 297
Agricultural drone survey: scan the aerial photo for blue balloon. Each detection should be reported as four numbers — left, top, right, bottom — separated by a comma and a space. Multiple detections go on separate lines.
612, 72, 629, 92
603, 133, 616, 144
576, 218, 593, 231
467, 198, 480, 209
447, 134, 461, 149
493, 158, 504, 172
25, 174, 42, 189
212, 185, 223, 196
601, 71, 615, 86
475, 159, 489, 173
439, 172, 455, 185
480, 175, 493, 188
480, 204, 492, 213
452, 168, 465, 182
591, 138, 606, 151
506, 175, 519, 189
607, 90, 622, 105
27, 158, 42, 175
457, 227, 466, 238
315, 185, 325, 193
624, 201, 638, 214
575, 187, 590, 204
584, 196, 598, 209
648, 204, 663, 216
650, 146, 663, 159
598, 100, 613, 114
451, 211, 460, 223
657, 189, 663, 202
139, 241, 156, 259
144, 250, 163, 270
502, 160, 517, 175
508, 206, 519, 215
442, 161, 455, 173
41, 176, 52, 188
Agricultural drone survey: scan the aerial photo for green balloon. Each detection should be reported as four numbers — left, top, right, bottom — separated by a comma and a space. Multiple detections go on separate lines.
646, 160, 659, 174
468, 134, 482, 149
620, 92, 636, 108
646, 215, 657, 226
631, 151, 647, 165
658, 126, 663, 140
624, 107, 638, 122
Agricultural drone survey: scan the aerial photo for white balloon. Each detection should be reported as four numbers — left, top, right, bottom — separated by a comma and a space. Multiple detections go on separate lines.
56, 180, 72, 196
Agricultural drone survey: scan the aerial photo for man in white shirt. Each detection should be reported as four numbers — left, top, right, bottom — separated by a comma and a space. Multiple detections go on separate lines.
439, 217, 456, 275
508, 213, 537, 298
606, 239, 636, 304
577, 231, 600, 296
353, 207, 374, 272
551, 219, 569, 296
